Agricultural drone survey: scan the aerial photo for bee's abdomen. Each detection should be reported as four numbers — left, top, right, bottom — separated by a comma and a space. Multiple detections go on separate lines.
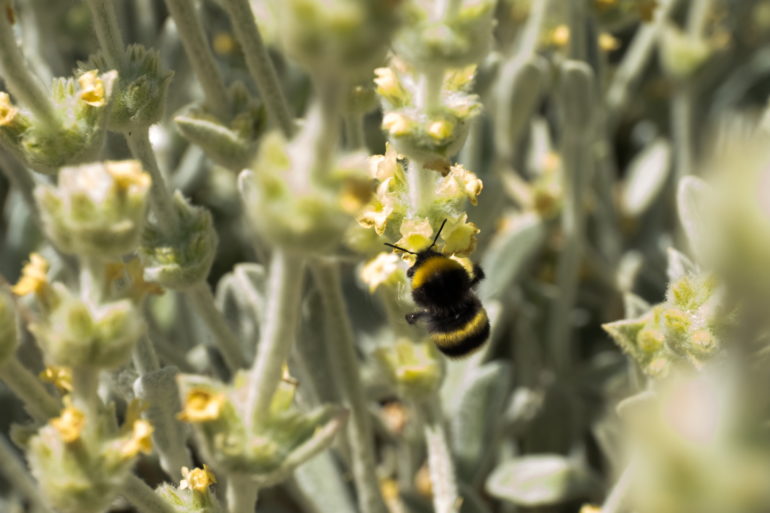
428, 304, 490, 357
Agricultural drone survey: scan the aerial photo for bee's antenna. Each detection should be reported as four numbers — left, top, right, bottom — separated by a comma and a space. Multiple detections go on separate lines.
428, 219, 447, 250
384, 243, 417, 255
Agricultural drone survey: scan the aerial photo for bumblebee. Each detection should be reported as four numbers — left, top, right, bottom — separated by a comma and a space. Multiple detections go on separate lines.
385, 220, 490, 357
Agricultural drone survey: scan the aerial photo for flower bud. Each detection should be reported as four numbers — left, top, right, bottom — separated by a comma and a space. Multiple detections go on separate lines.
156, 464, 223, 513
83, 45, 172, 132
270, 0, 400, 79
240, 132, 371, 255
35, 160, 151, 258
393, 0, 496, 69
30, 283, 142, 369
140, 192, 218, 289
176, 373, 347, 483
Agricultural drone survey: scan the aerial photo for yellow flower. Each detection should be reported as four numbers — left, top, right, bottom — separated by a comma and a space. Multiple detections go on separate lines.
180, 464, 217, 492
105, 258, 164, 301
369, 144, 405, 182
105, 160, 152, 192
178, 387, 226, 423
51, 403, 86, 443
0, 92, 18, 126
11, 253, 49, 296
78, 70, 107, 107
437, 164, 483, 206
382, 112, 412, 136
39, 366, 73, 392
549, 25, 570, 47
598, 33, 621, 52
120, 419, 154, 458
394, 217, 434, 253
426, 119, 454, 142
360, 252, 404, 293
580, 505, 602, 513
358, 200, 396, 235
441, 214, 480, 255
373, 67, 405, 101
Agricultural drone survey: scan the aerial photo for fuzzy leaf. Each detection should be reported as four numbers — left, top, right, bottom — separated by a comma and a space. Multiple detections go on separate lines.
175, 113, 255, 171
623, 292, 651, 319
677, 176, 713, 261
486, 455, 592, 506
602, 317, 647, 359
621, 139, 671, 216
480, 213, 546, 300
292, 452, 357, 513
666, 247, 699, 282
449, 362, 512, 481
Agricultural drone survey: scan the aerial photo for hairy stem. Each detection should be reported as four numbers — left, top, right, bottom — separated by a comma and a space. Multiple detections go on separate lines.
163, 0, 230, 118
226, 474, 260, 513
312, 263, 388, 513
0, 435, 56, 513
0, 357, 61, 421
84, 0, 126, 68
187, 281, 248, 371
122, 474, 176, 513
421, 399, 460, 513
245, 250, 305, 428
220, 0, 294, 136
0, 0, 57, 124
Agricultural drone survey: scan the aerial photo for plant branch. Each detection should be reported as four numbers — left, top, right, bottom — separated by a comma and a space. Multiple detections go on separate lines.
84, 0, 125, 68
312, 262, 388, 513
220, 0, 294, 136
0, 357, 61, 422
245, 250, 305, 428
420, 399, 460, 513
226, 474, 259, 513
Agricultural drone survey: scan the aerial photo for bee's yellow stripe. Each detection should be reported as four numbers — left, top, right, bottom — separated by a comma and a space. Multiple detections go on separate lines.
431, 308, 488, 348
411, 256, 463, 289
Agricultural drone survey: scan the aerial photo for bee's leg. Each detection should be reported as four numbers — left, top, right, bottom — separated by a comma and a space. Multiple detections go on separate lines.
470, 265, 485, 286
405, 311, 429, 324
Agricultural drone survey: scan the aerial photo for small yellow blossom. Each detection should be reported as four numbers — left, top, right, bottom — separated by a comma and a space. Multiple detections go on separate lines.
178, 387, 226, 423
549, 25, 570, 47
598, 33, 621, 51
427, 120, 454, 141
180, 464, 217, 492
441, 214, 480, 255
380, 478, 400, 502
360, 252, 404, 293
394, 217, 434, 253
580, 505, 602, 513
415, 464, 433, 497
382, 112, 412, 136
120, 419, 154, 458
444, 65, 476, 92
358, 200, 396, 236
638, 0, 659, 22
105, 160, 152, 192
105, 257, 164, 301
0, 92, 18, 126
51, 403, 86, 443
11, 253, 49, 296
78, 70, 107, 107
39, 366, 73, 392
369, 145, 405, 182
213, 32, 237, 55
374, 67, 405, 101
436, 164, 483, 206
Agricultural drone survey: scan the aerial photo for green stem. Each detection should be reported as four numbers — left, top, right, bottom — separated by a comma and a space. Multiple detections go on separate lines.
163, 0, 230, 118
134, 366, 192, 479
0, 357, 60, 421
186, 281, 248, 371
601, 462, 635, 513
0, 435, 56, 513
312, 263, 388, 513
0, 150, 37, 215
220, 0, 294, 136
344, 113, 365, 150
84, 0, 125, 68
133, 336, 161, 375
0, 0, 57, 124
72, 365, 100, 424
245, 250, 305, 428
226, 474, 260, 513
122, 474, 176, 513
125, 130, 180, 235
516, 0, 550, 57
605, 0, 681, 124
407, 159, 434, 217
420, 399, 460, 513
